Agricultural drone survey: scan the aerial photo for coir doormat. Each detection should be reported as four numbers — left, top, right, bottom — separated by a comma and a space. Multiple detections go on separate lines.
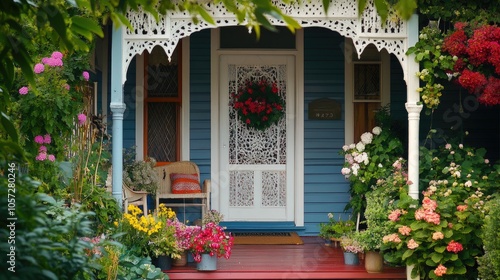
232, 232, 303, 245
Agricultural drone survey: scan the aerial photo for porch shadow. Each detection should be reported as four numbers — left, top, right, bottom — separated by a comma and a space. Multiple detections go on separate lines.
166, 236, 406, 279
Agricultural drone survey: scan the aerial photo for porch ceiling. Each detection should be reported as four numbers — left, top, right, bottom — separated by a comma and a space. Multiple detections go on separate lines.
123, 0, 415, 83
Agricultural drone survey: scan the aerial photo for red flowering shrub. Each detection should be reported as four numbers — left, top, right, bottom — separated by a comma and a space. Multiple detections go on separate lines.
457, 69, 487, 94
441, 23, 500, 105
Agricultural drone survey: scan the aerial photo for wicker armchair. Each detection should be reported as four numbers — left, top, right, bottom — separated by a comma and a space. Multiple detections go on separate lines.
154, 161, 210, 218
123, 183, 149, 216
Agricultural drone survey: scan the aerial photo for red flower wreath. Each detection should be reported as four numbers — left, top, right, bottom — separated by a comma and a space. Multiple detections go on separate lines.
231, 79, 285, 131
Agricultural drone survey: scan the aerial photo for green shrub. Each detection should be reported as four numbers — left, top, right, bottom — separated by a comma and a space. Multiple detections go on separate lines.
478, 195, 500, 280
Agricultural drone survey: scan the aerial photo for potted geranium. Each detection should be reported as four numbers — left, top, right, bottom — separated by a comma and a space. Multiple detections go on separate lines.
190, 222, 234, 271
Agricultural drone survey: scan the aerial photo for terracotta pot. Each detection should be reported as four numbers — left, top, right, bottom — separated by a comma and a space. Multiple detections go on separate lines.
364, 251, 383, 273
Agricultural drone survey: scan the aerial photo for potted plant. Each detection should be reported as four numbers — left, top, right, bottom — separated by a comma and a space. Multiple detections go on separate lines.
168, 218, 201, 266
123, 147, 159, 195
190, 222, 234, 271
319, 213, 356, 246
113, 204, 180, 270
148, 204, 182, 270
340, 234, 363, 265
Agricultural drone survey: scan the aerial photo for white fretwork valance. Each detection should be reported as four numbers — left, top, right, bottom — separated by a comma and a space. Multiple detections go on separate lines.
123, 0, 412, 82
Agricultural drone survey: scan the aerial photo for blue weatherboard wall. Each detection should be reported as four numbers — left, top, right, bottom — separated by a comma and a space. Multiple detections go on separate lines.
303, 28, 351, 235
189, 29, 212, 183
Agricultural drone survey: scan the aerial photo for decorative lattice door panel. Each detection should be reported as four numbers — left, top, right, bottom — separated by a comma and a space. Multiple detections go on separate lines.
220, 55, 295, 221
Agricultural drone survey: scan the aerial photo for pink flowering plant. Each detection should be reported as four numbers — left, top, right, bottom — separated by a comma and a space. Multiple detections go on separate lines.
13, 50, 90, 159
190, 222, 234, 262
381, 142, 499, 279
168, 218, 201, 252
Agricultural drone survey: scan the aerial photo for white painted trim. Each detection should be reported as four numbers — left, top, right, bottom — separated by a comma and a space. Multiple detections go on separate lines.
181, 38, 191, 160
210, 29, 221, 211
135, 53, 145, 160
294, 29, 305, 227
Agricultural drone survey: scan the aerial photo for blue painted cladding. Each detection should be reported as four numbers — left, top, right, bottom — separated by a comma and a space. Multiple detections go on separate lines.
189, 30, 212, 183
303, 28, 351, 236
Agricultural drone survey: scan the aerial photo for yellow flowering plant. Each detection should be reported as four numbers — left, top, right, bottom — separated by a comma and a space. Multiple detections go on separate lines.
113, 204, 181, 259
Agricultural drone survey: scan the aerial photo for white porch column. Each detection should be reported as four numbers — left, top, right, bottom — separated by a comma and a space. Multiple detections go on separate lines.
406, 14, 423, 201
110, 23, 126, 206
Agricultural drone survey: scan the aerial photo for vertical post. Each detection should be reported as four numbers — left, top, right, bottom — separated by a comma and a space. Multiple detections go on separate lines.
405, 13, 423, 201
110, 23, 126, 206
406, 13, 422, 280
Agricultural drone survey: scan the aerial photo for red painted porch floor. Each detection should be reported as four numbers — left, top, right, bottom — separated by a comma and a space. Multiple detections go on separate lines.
165, 237, 406, 279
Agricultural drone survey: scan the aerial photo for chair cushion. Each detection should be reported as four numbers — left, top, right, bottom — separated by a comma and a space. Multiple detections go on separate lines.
171, 173, 201, 194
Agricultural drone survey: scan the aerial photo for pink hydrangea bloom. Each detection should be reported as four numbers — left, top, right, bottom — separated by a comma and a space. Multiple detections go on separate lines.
64, 84, 70, 90
383, 234, 402, 243
39, 146, 47, 152
446, 240, 463, 253
19, 86, 29, 95
77, 113, 87, 125
422, 197, 438, 211
36, 152, 47, 161
415, 208, 426, 221
43, 134, 51, 144
48, 154, 56, 162
34, 135, 44, 144
425, 211, 441, 225
82, 71, 90, 81
51, 51, 63, 59
34, 63, 45, 74
398, 226, 412, 236
41, 57, 50, 64
432, 232, 444, 241
407, 239, 419, 249
46, 57, 63, 67
434, 264, 447, 277
388, 209, 402, 222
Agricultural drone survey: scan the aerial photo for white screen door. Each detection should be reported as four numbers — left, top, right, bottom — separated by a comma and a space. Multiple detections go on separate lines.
219, 55, 295, 221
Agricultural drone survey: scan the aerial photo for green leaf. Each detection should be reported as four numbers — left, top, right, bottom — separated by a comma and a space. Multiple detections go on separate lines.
46, 5, 71, 49
254, 8, 275, 31
71, 16, 104, 39
395, 0, 417, 20
374, 0, 389, 22
402, 249, 414, 260
358, 0, 367, 17
434, 246, 446, 253
430, 252, 442, 263
1, 112, 19, 142
195, 5, 216, 25
322, 0, 330, 14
